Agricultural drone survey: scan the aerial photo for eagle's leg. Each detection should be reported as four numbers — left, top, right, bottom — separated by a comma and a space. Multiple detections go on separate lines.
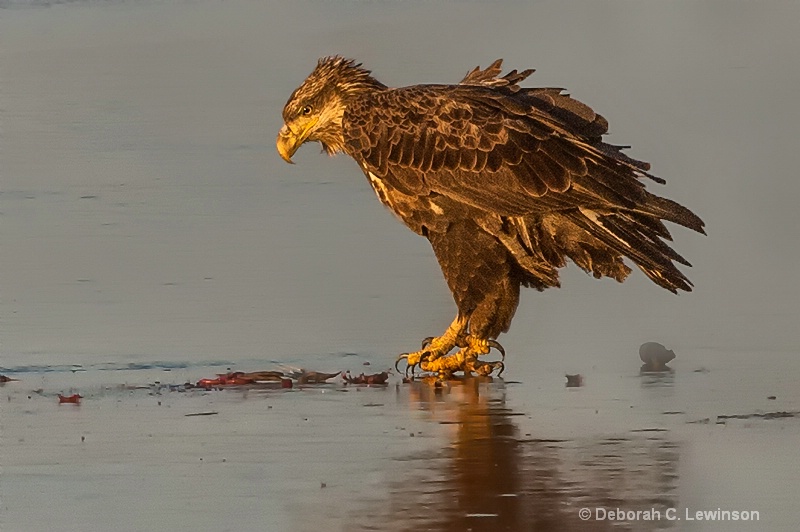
395, 315, 468, 376
407, 220, 518, 379
415, 254, 517, 379
418, 335, 505, 378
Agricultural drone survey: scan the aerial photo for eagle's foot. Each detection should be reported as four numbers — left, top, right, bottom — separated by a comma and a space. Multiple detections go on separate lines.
395, 332, 464, 377
417, 335, 505, 379
395, 317, 470, 377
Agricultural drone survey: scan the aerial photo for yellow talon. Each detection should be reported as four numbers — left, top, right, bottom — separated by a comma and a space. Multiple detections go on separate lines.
394, 317, 506, 379
412, 335, 506, 378
394, 316, 468, 377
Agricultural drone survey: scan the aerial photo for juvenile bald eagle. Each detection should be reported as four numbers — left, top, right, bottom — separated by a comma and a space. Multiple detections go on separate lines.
277, 56, 704, 378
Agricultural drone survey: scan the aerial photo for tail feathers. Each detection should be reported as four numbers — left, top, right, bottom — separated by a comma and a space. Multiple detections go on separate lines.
506, 195, 700, 294
603, 213, 692, 267
566, 209, 695, 293
639, 192, 706, 235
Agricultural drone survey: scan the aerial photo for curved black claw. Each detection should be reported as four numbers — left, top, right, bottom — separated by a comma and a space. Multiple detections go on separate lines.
421, 336, 435, 349
488, 340, 506, 361
395, 353, 420, 378
395, 354, 408, 373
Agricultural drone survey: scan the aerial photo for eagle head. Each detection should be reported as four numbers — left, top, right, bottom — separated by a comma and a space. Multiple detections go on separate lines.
277, 56, 386, 163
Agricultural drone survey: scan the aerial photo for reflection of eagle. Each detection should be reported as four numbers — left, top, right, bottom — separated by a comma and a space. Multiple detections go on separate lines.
277, 56, 704, 377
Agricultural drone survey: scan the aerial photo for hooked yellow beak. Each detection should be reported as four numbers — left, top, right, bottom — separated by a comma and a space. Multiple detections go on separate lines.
276, 118, 318, 164
276, 124, 300, 164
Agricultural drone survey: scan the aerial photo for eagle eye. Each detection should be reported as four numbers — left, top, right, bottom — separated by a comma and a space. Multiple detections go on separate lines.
301, 105, 313, 116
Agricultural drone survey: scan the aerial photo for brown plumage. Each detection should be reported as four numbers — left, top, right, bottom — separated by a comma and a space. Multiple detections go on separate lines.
277, 56, 704, 377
